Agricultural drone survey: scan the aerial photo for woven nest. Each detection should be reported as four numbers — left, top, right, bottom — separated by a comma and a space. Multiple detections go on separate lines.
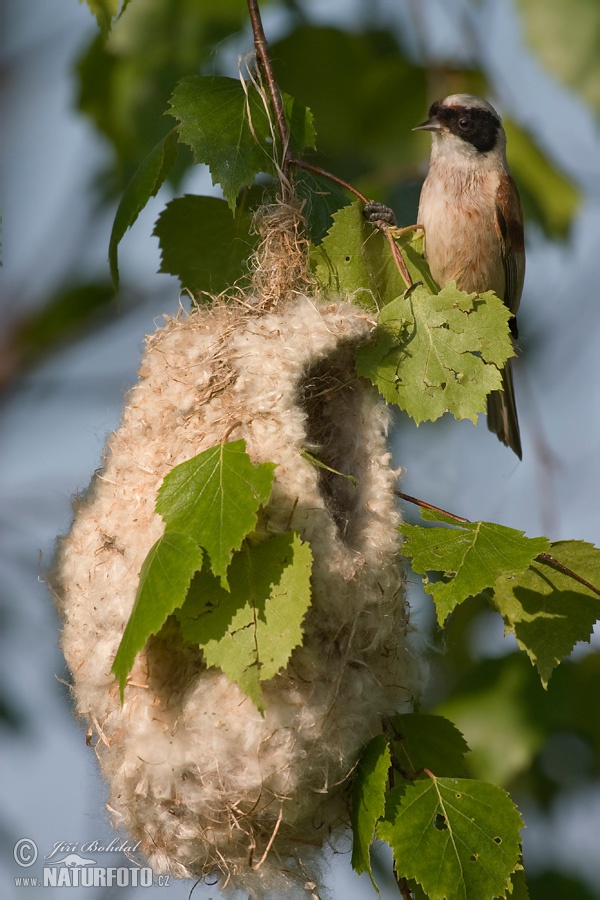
53, 201, 423, 898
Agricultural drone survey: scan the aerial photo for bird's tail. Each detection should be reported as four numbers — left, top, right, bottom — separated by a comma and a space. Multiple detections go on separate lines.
486, 360, 522, 459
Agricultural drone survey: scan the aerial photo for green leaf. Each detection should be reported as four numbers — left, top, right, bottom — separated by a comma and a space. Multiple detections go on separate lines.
294, 169, 353, 244
81, 0, 119, 32
283, 93, 317, 155
379, 775, 523, 900
493, 540, 600, 687
153, 195, 257, 298
111, 531, 204, 700
156, 440, 276, 586
356, 282, 515, 425
388, 714, 470, 778
402, 512, 550, 625
311, 199, 436, 308
351, 734, 391, 885
516, 0, 600, 117
168, 75, 314, 209
508, 868, 530, 899
177, 532, 312, 709
109, 128, 178, 287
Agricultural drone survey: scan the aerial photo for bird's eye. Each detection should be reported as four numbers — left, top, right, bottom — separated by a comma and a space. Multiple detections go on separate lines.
458, 116, 470, 130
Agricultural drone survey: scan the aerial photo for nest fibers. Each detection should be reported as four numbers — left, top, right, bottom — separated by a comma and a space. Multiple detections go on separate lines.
53, 203, 423, 898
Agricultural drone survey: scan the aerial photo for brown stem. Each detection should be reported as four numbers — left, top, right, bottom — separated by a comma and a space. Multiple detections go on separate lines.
290, 160, 412, 287
289, 158, 369, 203
384, 228, 413, 289
397, 491, 600, 598
246, 0, 291, 189
537, 553, 600, 598
393, 871, 413, 899
395, 490, 469, 524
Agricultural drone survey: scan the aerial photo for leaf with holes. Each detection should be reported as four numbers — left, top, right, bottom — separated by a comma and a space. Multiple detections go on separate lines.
156, 440, 275, 587
379, 775, 523, 900
111, 532, 204, 700
356, 282, 514, 425
493, 540, 600, 687
401, 509, 550, 625
351, 734, 391, 885
311, 199, 436, 309
177, 532, 312, 710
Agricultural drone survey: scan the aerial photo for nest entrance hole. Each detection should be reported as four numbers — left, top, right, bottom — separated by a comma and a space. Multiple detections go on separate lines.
299, 345, 369, 547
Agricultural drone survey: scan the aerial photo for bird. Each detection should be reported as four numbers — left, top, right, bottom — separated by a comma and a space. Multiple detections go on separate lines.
414, 93, 525, 459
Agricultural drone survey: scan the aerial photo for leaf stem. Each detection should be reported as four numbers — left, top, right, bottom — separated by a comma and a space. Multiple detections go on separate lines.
247, 0, 291, 191
289, 158, 369, 204
397, 491, 600, 598
395, 491, 469, 524
536, 552, 600, 598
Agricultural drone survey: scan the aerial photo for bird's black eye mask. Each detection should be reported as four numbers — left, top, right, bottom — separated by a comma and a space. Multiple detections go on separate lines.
429, 101, 500, 153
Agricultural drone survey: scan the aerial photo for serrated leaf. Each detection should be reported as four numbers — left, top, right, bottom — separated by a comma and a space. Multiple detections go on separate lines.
153, 195, 257, 298
311, 199, 436, 309
379, 775, 523, 900
401, 513, 550, 625
111, 531, 204, 700
109, 128, 178, 287
168, 76, 314, 209
493, 540, 600, 687
356, 283, 514, 425
351, 734, 391, 886
388, 714, 470, 778
508, 868, 530, 899
156, 440, 275, 586
177, 532, 312, 710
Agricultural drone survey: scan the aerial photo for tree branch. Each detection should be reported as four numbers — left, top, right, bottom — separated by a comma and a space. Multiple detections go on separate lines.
396, 491, 600, 598
247, 0, 291, 191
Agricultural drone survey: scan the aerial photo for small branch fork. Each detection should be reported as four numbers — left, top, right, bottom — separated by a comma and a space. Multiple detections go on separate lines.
245, 0, 414, 288
396, 491, 600, 599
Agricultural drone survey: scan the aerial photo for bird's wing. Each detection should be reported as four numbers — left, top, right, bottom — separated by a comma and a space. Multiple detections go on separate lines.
495, 173, 526, 325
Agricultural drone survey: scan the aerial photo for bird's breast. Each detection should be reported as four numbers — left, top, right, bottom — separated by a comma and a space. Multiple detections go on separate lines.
417, 165, 505, 298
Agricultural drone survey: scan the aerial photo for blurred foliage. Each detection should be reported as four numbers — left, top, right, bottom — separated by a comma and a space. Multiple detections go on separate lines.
6, 1, 597, 894
0, 281, 115, 392
516, 0, 600, 116
76, 0, 254, 192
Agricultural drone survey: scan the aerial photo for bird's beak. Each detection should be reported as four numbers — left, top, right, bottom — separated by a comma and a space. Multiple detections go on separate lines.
412, 117, 442, 133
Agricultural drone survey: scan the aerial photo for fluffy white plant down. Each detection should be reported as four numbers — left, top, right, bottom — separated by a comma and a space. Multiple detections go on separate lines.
54, 292, 423, 898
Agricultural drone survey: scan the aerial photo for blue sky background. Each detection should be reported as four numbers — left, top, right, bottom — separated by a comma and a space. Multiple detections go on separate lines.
2, 1, 600, 897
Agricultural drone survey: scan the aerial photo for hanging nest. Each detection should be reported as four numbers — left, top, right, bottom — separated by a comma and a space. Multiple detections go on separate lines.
53, 199, 423, 898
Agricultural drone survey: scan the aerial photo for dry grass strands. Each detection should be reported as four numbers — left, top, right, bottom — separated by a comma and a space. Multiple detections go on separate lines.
249, 198, 311, 308
53, 204, 424, 898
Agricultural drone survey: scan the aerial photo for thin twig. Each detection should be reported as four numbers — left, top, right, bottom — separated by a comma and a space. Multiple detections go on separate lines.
290, 160, 412, 287
396, 491, 600, 598
537, 553, 600, 598
289, 158, 369, 203
395, 490, 469, 524
247, 0, 290, 190
384, 228, 413, 289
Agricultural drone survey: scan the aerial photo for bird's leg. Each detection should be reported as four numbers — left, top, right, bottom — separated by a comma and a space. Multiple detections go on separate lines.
362, 203, 424, 240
